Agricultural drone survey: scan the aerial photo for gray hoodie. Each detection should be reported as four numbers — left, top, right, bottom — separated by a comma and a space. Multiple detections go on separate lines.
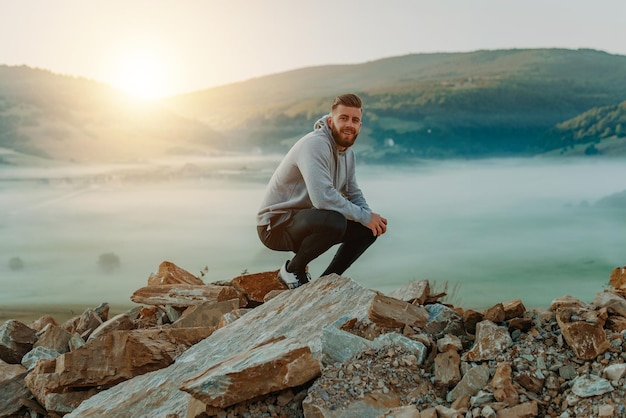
257, 115, 371, 230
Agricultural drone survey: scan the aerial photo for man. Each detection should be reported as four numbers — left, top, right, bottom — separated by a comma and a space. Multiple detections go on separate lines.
257, 93, 388, 288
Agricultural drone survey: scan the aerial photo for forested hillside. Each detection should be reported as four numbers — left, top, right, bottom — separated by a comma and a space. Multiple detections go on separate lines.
168, 48, 626, 160
540, 102, 626, 156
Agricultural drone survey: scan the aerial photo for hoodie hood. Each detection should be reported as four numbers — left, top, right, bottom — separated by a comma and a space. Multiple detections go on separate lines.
313, 114, 339, 152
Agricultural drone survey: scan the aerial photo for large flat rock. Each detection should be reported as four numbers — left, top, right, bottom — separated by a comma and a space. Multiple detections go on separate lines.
67, 274, 376, 417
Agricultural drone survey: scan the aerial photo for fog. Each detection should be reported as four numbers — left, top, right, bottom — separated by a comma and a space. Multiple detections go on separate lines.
2, 156, 624, 311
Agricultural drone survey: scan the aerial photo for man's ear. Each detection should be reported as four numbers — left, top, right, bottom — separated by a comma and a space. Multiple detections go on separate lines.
327, 115, 332, 126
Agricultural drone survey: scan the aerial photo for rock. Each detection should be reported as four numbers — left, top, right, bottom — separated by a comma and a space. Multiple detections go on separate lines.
386, 280, 430, 305
30, 315, 58, 333
469, 390, 493, 407
502, 299, 526, 320
436, 334, 463, 352
26, 327, 213, 414
0, 320, 37, 364
377, 405, 421, 418
0, 360, 30, 417
147, 260, 204, 286
516, 372, 544, 394
424, 304, 465, 337
483, 303, 506, 323
181, 336, 321, 408
130, 283, 242, 307
507, 317, 532, 332
434, 350, 461, 388
321, 323, 375, 364
464, 320, 513, 362
606, 315, 626, 332
450, 393, 469, 411
21, 346, 61, 370
550, 295, 591, 311
367, 292, 429, 328
73, 307, 106, 339
66, 274, 377, 417
609, 266, 626, 290
570, 374, 614, 397
555, 307, 610, 360
231, 270, 285, 304
558, 365, 577, 380
172, 298, 240, 328
603, 363, 626, 383
447, 364, 490, 402
7, 262, 626, 417
593, 290, 626, 317
303, 391, 401, 418
87, 309, 140, 341
34, 323, 73, 353
598, 404, 616, 418
435, 404, 462, 418
490, 363, 519, 406
495, 400, 538, 418
371, 333, 427, 364
218, 308, 251, 328
68, 333, 85, 351
463, 309, 483, 335
419, 408, 438, 418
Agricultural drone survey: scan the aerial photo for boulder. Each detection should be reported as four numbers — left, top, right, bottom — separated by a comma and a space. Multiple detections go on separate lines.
0, 360, 30, 416
26, 327, 213, 413
65, 274, 377, 417
181, 336, 321, 408
147, 260, 204, 286
367, 292, 429, 328
172, 298, 240, 328
130, 283, 242, 307
231, 270, 285, 304
555, 307, 610, 360
386, 279, 430, 305
464, 320, 512, 362
0, 320, 37, 364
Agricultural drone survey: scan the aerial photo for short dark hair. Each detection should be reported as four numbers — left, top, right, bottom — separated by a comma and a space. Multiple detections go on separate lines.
331, 93, 362, 113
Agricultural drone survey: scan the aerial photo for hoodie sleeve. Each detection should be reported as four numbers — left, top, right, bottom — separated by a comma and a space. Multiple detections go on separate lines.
343, 151, 371, 212
296, 136, 372, 225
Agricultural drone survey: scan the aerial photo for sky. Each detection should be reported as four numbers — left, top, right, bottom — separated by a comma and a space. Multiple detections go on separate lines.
1, 0, 625, 99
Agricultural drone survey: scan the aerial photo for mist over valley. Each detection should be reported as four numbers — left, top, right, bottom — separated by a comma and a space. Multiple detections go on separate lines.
2, 156, 624, 311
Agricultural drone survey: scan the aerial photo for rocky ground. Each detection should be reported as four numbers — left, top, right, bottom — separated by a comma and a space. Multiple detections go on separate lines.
2, 263, 626, 418
192, 307, 626, 418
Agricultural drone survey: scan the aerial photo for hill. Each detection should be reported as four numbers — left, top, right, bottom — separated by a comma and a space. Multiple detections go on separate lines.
167, 48, 626, 160
540, 101, 626, 156
0, 65, 223, 163
2, 49, 626, 163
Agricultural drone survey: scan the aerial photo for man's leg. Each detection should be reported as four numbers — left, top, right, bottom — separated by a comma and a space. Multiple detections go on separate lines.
284, 209, 346, 274
321, 220, 377, 276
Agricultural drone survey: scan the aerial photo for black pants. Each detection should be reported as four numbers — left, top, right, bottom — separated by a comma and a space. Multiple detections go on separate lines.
257, 209, 377, 276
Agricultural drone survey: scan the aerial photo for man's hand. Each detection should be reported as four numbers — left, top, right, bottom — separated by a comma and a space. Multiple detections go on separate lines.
367, 212, 388, 237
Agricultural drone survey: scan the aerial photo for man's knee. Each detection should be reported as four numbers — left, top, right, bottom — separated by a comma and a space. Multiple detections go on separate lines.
323, 210, 347, 236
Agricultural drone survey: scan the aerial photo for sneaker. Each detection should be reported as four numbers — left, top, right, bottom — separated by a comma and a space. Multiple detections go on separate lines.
278, 261, 311, 289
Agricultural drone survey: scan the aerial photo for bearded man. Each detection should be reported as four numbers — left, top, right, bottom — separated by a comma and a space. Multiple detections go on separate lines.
256, 93, 388, 288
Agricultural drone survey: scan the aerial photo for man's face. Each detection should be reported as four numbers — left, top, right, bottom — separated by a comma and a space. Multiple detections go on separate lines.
328, 105, 362, 150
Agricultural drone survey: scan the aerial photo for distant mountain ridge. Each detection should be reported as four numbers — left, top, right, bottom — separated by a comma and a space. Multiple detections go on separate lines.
166, 48, 626, 160
0, 65, 222, 163
1, 48, 626, 164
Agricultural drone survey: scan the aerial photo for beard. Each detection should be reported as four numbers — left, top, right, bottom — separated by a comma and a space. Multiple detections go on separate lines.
330, 123, 359, 149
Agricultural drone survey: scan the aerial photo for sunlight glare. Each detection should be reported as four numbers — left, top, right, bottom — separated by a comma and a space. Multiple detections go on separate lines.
112, 50, 170, 99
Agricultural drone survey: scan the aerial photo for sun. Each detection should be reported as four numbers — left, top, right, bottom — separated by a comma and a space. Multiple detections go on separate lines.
112, 50, 171, 99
